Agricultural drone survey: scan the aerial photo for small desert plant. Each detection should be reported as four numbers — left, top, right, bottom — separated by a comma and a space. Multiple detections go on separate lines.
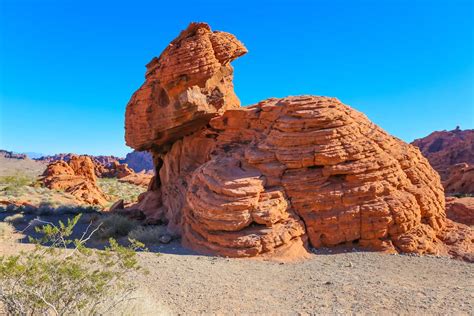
128, 225, 167, 245
0, 214, 146, 315
98, 214, 139, 239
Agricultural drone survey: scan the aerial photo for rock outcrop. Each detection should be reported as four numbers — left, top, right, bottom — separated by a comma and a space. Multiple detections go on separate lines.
125, 22, 247, 151
0, 150, 27, 160
446, 197, 474, 226
40, 156, 109, 206
443, 163, 474, 195
117, 171, 153, 187
124, 22, 473, 260
412, 128, 474, 178
123, 150, 154, 173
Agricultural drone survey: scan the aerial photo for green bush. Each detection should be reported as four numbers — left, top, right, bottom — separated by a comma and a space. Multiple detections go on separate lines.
0, 173, 35, 195
0, 214, 146, 315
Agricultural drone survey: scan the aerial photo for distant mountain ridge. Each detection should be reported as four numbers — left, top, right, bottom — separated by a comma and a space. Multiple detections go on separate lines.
34, 151, 153, 173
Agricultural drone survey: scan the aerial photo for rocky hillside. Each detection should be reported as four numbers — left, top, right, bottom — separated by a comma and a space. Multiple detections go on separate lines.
0, 150, 27, 160
412, 127, 474, 179
123, 150, 153, 172
35, 151, 154, 173
412, 128, 474, 194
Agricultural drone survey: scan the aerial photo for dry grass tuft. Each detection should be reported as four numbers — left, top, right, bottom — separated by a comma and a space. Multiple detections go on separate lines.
128, 226, 168, 245
97, 214, 139, 239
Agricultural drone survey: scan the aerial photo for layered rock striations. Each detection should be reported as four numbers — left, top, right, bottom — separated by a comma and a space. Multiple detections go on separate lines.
124, 22, 473, 260
40, 156, 109, 206
412, 128, 474, 195
442, 163, 474, 195
412, 128, 474, 178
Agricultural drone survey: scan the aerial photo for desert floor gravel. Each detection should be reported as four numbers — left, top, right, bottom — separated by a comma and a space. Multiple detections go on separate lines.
123, 242, 474, 315
1, 231, 473, 315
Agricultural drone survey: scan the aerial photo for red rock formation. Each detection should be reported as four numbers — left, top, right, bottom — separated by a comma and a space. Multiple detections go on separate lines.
40, 156, 109, 206
446, 197, 474, 226
124, 22, 473, 261
123, 150, 153, 172
125, 22, 247, 150
412, 128, 474, 179
0, 150, 27, 160
118, 172, 153, 187
443, 163, 474, 195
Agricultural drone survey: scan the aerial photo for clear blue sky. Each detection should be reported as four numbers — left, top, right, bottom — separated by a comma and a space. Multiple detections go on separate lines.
0, 0, 473, 157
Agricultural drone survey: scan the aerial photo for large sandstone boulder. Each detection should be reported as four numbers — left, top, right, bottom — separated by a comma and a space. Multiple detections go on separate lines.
125, 22, 247, 151
124, 23, 473, 260
40, 156, 109, 206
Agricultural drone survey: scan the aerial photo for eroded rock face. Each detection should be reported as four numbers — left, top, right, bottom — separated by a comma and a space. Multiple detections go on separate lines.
41, 156, 109, 206
412, 128, 474, 179
125, 22, 247, 151
124, 23, 473, 260
446, 197, 474, 226
443, 163, 474, 195
123, 150, 153, 172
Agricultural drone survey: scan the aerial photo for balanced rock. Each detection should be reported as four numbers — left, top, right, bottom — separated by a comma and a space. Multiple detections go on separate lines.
125, 22, 247, 151
41, 156, 109, 206
124, 23, 473, 260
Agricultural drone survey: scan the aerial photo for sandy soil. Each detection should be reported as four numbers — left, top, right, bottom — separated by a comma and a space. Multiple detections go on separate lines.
1, 232, 472, 315
0, 156, 47, 177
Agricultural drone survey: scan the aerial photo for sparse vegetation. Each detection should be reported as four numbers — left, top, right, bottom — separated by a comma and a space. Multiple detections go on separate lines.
451, 193, 474, 198
0, 172, 35, 195
98, 214, 139, 239
98, 178, 146, 204
0, 214, 146, 315
128, 225, 167, 245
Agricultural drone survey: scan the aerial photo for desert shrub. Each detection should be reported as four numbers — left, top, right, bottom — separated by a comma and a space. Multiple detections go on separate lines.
0, 173, 35, 195
0, 214, 146, 315
128, 225, 167, 245
98, 178, 146, 203
98, 214, 139, 239
451, 193, 474, 198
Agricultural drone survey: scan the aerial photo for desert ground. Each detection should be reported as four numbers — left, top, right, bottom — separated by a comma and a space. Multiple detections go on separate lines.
1, 224, 473, 315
